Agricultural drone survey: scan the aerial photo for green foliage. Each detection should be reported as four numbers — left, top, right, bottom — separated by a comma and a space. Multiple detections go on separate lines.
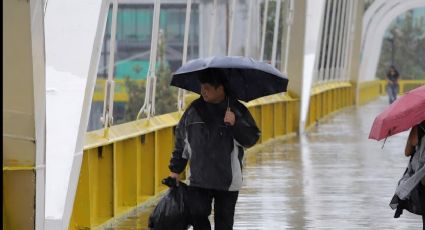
155, 30, 178, 115
124, 76, 146, 121
377, 10, 425, 80
155, 62, 177, 115
123, 29, 178, 120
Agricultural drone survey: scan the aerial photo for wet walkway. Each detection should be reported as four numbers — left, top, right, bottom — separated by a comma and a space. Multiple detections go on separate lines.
107, 97, 423, 229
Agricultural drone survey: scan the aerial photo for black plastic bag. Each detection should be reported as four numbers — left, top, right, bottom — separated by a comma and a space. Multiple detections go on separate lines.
148, 177, 191, 230
390, 183, 424, 218
389, 152, 425, 218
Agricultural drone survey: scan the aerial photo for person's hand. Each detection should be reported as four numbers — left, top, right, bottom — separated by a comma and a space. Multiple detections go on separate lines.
408, 127, 419, 146
170, 172, 180, 185
224, 108, 236, 126
405, 126, 418, 156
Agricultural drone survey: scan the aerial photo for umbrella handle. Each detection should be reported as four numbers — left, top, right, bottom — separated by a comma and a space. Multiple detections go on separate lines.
224, 98, 233, 126
381, 136, 388, 149
227, 97, 230, 110
225, 107, 231, 126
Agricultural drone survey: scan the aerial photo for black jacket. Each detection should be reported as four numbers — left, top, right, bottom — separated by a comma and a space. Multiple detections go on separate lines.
169, 97, 260, 191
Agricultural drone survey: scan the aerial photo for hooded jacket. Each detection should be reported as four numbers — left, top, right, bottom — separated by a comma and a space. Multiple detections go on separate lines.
390, 122, 425, 217
169, 97, 260, 191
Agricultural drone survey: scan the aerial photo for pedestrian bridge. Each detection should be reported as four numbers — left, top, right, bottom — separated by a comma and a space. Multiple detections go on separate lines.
107, 97, 423, 229
3, 0, 425, 229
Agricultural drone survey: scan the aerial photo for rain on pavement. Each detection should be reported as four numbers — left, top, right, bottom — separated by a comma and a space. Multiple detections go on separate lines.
106, 97, 422, 229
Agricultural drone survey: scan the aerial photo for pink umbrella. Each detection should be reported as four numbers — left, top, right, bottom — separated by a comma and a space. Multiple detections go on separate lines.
369, 85, 425, 141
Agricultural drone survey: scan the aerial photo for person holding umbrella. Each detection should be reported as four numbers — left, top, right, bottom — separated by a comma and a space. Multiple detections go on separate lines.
168, 70, 260, 229
167, 56, 288, 229
390, 120, 425, 228
369, 85, 425, 227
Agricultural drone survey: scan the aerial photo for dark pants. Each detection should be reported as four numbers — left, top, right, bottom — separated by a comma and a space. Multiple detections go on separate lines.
187, 186, 239, 230
387, 83, 399, 104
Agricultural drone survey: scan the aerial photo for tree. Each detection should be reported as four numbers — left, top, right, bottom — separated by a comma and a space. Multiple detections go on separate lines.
155, 29, 178, 115
124, 76, 146, 121
124, 29, 178, 121
377, 10, 425, 80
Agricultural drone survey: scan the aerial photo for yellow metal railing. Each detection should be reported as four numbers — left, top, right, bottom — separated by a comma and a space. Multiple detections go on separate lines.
306, 81, 354, 129
69, 94, 299, 229
66, 79, 425, 229
359, 80, 425, 105
358, 80, 382, 105
379, 80, 425, 95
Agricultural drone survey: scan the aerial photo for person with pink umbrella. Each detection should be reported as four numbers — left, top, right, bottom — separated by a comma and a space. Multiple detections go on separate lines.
369, 85, 425, 227
389, 120, 425, 228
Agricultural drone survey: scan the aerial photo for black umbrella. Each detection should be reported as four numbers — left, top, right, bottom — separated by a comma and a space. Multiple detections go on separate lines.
171, 56, 288, 102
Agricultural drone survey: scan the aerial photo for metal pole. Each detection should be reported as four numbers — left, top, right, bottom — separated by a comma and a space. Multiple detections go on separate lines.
283, 0, 294, 73
346, 0, 358, 82
330, 0, 342, 81
245, 0, 254, 57
137, 0, 161, 119
208, 0, 218, 56
101, 0, 118, 136
260, 0, 269, 61
324, 0, 337, 81
178, 0, 192, 112
341, 0, 353, 81
318, 0, 332, 82
271, 0, 282, 67
228, 0, 237, 56
312, 0, 327, 83
335, 0, 348, 81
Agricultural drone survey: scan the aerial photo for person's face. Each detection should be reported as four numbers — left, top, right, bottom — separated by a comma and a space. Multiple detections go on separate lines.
200, 83, 225, 103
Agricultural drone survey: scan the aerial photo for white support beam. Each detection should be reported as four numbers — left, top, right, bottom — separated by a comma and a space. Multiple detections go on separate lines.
44, 0, 107, 229
4, 0, 46, 228
330, 0, 342, 80
283, 0, 294, 73
137, 0, 161, 119
312, 0, 327, 83
244, 0, 254, 57
271, 0, 282, 67
101, 0, 118, 136
324, 0, 337, 81
341, 0, 354, 81
208, 0, 218, 56
300, 0, 325, 132
318, 0, 331, 82
347, 1, 361, 83
177, 0, 192, 111
260, 0, 269, 61
228, 0, 237, 56
339, 0, 351, 81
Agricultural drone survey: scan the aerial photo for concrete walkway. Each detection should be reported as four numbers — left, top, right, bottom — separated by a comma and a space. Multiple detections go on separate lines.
107, 97, 422, 229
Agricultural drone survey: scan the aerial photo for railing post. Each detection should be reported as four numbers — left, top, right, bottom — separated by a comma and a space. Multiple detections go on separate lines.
177, 0, 193, 112
101, 0, 118, 137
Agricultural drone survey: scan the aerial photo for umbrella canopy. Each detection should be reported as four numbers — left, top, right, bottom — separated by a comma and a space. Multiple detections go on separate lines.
369, 85, 425, 141
170, 56, 288, 102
